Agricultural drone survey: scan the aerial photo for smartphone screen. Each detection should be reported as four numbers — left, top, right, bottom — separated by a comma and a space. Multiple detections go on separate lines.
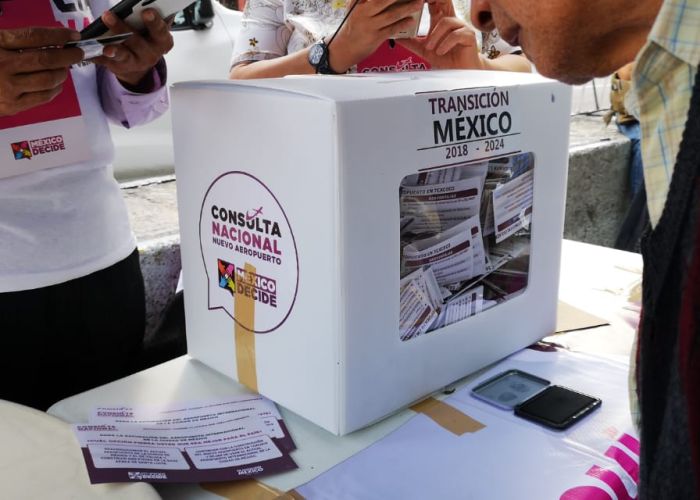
471, 369, 550, 410
514, 385, 601, 430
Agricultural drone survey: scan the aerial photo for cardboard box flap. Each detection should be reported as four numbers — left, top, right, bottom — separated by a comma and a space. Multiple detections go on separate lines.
173, 71, 555, 102
171, 79, 332, 101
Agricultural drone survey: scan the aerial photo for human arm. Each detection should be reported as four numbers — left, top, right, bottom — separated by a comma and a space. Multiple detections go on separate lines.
229, 0, 424, 79
0, 27, 83, 117
228, 0, 301, 79
230, 49, 317, 79
91, 9, 173, 127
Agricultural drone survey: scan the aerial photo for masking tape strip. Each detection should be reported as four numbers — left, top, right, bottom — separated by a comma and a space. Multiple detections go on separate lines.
555, 301, 609, 334
411, 397, 485, 436
201, 481, 306, 500
235, 262, 258, 392
201, 479, 285, 500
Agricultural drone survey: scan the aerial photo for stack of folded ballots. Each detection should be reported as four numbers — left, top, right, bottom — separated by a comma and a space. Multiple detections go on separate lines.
399, 153, 535, 340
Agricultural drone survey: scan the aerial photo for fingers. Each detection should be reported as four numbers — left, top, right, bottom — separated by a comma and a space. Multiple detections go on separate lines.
375, 0, 424, 32
16, 86, 64, 110
425, 17, 472, 51
102, 11, 132, 35
427, 0, 455, 19
0, 86, 64, 116
119, 11, 171, 63
102, 8, 172, 56
91, 43, 136, 71
120, 32, 153, 60
364, 0, 408, 17
98, 44, 118, 60
0, 27, 81, 116
142, 10, 174, 55
380, 15, 421, 39
398, 16, 481, 70
0, 66, 64, 105
12, 47, 84, 73
96, 35, 154, 72
0, 27, 80, 51
395, 37, 427, 58
11, 68, 68, 93
435, 28, 476, 56
442, 0, 456, 17
95, 8, 172, 77
368, 0, 423, 24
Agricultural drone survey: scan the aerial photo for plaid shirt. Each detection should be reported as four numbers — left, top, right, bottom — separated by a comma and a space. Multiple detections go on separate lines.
627, 0, 700, 433
631, 0, 700, 227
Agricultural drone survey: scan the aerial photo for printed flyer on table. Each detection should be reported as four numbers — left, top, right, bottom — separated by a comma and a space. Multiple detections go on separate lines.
72, 395, 297, 484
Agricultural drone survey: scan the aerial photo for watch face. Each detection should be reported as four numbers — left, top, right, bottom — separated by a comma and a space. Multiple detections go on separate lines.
309, 43, 325, 66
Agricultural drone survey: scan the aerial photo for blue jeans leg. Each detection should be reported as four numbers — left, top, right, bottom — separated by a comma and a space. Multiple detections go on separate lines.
617, 121, 643, 197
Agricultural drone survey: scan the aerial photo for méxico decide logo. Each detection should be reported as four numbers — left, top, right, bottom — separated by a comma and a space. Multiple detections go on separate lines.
201, 172, 299, 333
11, 135, 66, 160
217, 258, 279, 308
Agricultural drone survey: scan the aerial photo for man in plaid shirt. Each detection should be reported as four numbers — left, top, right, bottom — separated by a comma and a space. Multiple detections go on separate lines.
470, 0, 700, 498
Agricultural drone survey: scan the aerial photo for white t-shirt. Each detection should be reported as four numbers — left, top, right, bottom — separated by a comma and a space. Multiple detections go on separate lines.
0, 0, 169, 293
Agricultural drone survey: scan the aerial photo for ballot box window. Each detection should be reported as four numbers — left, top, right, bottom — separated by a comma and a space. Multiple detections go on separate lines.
399, 152, 534, 341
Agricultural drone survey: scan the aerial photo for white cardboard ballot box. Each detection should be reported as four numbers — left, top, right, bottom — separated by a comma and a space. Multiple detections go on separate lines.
172, 71, 572, 435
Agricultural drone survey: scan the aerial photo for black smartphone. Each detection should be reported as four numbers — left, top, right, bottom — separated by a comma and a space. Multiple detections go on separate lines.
81, 0, 195, 40
514, 385, 601, 430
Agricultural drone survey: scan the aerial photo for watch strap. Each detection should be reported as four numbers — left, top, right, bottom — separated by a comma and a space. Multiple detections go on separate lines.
314, 41, 343, 75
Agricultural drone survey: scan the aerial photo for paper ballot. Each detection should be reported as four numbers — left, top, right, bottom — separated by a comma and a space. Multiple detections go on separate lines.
398, 153, 536, 340
74, 396, 297, 484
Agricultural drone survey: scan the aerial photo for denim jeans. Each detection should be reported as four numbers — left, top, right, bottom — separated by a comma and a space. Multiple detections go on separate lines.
617, 120, 643, 198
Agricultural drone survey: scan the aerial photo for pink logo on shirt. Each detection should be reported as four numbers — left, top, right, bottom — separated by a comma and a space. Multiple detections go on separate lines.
11, 141, 32, 160
357, 41, 430, 73
11, 135, 66, 160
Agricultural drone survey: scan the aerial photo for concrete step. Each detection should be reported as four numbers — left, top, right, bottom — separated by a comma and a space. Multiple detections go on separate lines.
121, 178, 180, 341
566, 114, 631, 247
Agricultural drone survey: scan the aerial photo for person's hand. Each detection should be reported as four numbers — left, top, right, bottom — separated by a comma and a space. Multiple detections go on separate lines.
425, 0, 456, 22
0, 27, 83, 117
327, 0, 425, 73
399, 0, 483, 70
91, 9, 174, 90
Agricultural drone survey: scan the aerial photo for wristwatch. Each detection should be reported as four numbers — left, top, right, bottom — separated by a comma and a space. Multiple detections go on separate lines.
308, 40, 342, 75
